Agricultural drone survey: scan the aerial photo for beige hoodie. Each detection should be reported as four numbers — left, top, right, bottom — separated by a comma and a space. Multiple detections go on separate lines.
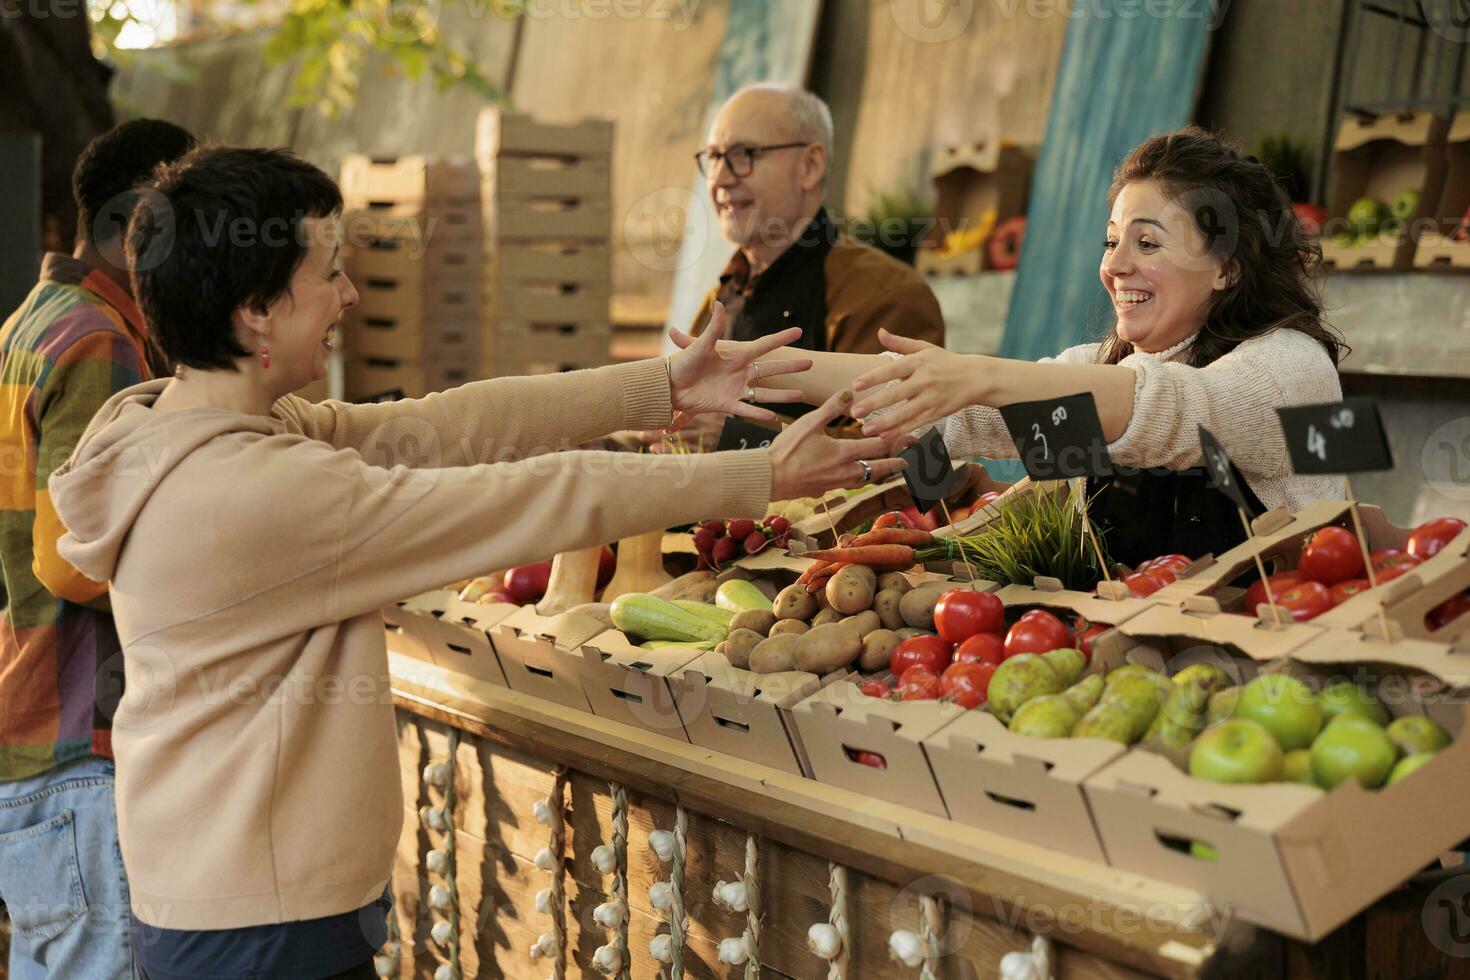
49, 358, 770, 930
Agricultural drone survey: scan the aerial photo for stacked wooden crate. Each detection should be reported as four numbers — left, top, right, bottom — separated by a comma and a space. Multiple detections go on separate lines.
475, 108, 613, 377
339, 155, 481, 400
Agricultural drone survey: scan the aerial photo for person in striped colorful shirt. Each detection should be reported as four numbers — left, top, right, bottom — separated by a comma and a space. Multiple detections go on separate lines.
0, 118, 195, 980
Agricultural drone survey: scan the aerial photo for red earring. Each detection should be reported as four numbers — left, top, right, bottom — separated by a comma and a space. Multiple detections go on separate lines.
259, 343, 270, 369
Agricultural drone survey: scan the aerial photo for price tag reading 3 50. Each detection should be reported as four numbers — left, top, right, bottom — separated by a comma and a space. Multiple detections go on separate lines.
1276, 398, 1393, 475
716, 417, 779, 453
999, 391, 1113, 480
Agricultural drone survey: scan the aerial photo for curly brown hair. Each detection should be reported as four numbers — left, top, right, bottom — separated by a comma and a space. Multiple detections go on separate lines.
1096, 126, 1347, 368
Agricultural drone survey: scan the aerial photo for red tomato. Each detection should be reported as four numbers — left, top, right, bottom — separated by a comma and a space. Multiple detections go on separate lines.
1372, 550, 1421, 581
900, 505, 940, 532
1329, 578, 1372, 605
889, 636, 953, 677
1277, 581, 1335, 621
1004, 610, 1072, 658
897, 667, 944, 701
977, 490, 1003, 506
954, 632, 1006, 666
1293, 202, 1327, 237
1370, 547, 1410, 566
933, 590, 1005, 644
597, 547, 616, 589
1407, 518, 1468, 561
1298, 526, 1366, 585
940, 661, 995, 709
873, 511, 913, 530
1243, 572, 1302, 616
503, 561, 553, 603
1123, 568, 1173, 598
858, 677, 892, 699
1140, 554, 1192, 575
1074, 622, 1109, 661
1427, 591, 1470, 631
849, 749, 887, 769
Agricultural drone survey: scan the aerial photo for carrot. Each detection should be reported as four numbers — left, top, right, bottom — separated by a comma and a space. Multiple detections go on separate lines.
797, 545, 916, 567
796, 560, 834, 586
849, 528, 933, 548
807, 562, 849, 593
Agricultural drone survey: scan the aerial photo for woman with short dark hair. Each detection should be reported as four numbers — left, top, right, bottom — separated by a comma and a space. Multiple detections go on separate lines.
47, 145, 901, 980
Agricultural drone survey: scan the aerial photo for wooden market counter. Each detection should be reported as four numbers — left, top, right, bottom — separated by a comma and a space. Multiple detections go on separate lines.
384, 652, 1470, 979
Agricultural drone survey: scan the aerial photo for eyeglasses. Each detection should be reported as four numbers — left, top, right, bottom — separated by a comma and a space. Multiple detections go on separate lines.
694, 142, 811, 178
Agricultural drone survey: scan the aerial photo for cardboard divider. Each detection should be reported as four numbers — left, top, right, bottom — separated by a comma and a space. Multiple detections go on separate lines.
1084, 615, 1470, 940
992, 577, 1158, 630
568, 630, 705, 741
1414, 112, 1470, 270
488, 606, 602, 711
339, 154, 480, 207
666, 651, 833, 777
790, 681, 963, 817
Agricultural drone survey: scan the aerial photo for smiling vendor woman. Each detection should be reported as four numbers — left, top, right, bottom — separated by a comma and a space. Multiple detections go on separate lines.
691, 127, 1349, 567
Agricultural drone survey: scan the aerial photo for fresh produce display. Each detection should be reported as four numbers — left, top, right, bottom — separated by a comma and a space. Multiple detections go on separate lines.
694, 516, 793, 571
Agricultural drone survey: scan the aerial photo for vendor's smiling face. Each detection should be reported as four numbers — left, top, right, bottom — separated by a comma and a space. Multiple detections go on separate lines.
704, 89, 823, 251
1100, 180, 1235, 353
249, 215, 357, 391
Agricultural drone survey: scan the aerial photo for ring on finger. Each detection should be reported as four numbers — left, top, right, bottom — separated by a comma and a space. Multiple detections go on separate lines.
743, 386, 756, 401
858, 459, 873, 483
747, 360, 762, 381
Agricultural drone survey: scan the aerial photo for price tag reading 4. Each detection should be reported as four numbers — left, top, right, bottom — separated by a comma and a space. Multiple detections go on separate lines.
1276, 398, 1393, 475
715, 417, 780, 453
1198, 425, 1254, 513
900, 427, 962, 513
998, 391, 1113, 480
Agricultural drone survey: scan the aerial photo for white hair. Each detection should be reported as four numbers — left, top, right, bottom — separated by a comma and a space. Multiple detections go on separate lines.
732, 83, 834, 161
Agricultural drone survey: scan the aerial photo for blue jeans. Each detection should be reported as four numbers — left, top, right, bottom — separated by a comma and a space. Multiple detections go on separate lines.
0, 756, 138, 980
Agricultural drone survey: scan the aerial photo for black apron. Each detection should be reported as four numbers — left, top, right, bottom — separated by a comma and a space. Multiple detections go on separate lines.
1086, 467, 1266, 572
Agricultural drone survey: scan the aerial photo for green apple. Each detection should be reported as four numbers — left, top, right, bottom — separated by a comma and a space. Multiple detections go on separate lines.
1207, 686, 1240, 724
1386, 752, 1437, 785
1189, 719, 1285, 784
1191, 841, 1218, 862
1347, 196, 1388, 236
1281, 748, 1316, 785
1330, 230, 1357, 248
1385, 715, 1451, 756
1235, 674, 1323, 751
1310, 715, 1398, 789
1318, 681, 1390, 727
1390, 188, 1421, 221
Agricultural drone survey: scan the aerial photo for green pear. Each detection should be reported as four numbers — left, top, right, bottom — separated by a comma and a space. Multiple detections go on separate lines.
1385, 716, 1451, 756
1207, 687, 1240, 724
1072, 702, 1137, 743
1106, 663, 1160, 689
1009, 695, 1081, 739
1281, 748, 1316, 785
1155, 679, 1211, 749
1318, 681, 1391, 727
1172, 663, 1230, 693
1104, 674, 1164, 742
1041, 647, 1087, 684
1061, 674, 1104, 715
987, 654, 1066, 723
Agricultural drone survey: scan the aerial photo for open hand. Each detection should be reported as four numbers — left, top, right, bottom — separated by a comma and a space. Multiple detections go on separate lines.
667, 303, 810, 428
849, 329, 983, 439
767, 389, 907, 500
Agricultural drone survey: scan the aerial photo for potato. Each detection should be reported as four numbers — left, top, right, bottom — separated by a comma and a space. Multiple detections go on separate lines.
749, 634, 802, 673
811, 607, 845, 628
840, 610, 882, 638
729, 609, 778, 637
723, 629, 764, 670
899, 584, 949, 630
714, 641, 727, 655
859, 629, 901, 672
825, 564, 877, 615
813, 587, 832, 611
876, 572, 912, 595
895, 627, 936, 640
768, 619, 810, 637
795, 623, 864, 674
872, 589, 905, 631
773, 584, 819, 622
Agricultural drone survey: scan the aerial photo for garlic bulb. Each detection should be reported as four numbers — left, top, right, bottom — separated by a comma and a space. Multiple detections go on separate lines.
422, 762, 449, 787
649, 881, 673, 910
533, 798, 554, 826
717, 937, 749, 965
529, 932, 557, 960
426, 849, 448, 875
592, 944, 623, 974
647, 829, 676, 863
712, 879, 748, 913
418, 805, 448, 832
427, 884, 452, 911
591, 843, 618, 875
431, 920, 452, 945
1000, 949, 1041, 980
889, 929, 924, 968
534, 848, 557, 872
592, 899, 626, 929
807, 922, 841, 960
649, 933, 672, 963
433, 965, 458, 980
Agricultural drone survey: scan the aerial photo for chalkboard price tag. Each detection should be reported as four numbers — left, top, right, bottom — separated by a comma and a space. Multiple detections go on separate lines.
999, 391, 1113, 480
716, 416, 780, 453
1198, 425, 1254, 513
356, 388, 405, 404
1276, 398, 1393, 475
900, 427, 962, 512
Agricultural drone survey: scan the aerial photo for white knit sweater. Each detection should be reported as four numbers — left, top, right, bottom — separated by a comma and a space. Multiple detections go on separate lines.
933, 328, 1346, 513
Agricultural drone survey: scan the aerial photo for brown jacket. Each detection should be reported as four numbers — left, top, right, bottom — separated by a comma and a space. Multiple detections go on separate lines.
48, 359, 770, 929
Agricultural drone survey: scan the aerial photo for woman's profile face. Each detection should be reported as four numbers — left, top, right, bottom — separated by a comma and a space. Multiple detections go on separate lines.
1099, 180, 1233, 354
264, 216, 358, 390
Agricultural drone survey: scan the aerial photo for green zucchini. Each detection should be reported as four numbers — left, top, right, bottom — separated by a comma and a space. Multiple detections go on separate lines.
674, 600, 735, 625
610, 593, 728, 644
641, 639, 719, 651
715, 579, 774, 613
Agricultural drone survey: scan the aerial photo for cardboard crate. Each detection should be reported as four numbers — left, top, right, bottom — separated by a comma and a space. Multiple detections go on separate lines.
1320, 111, 1449, 271
346, 358, 468, 401
916, 141, 1034, 277
1083, 609, 1470, 941
1322, 525, 1470, 643
666, 651, 831, 777
992, 577, 1160, 631
344, 313, 477, 364
487, 606, 601, 710
382, 589, 457, 666
791, 680, 964, 817
1414, 112, 1470, 271
481, 322, 610, 377
488, 193, 612, 242
568, 631, 704, 741
348, 236, 479, 286
475, 107, 613, 163
340, 154, 479, 208
341, 201, 481, 248
483, 279, 610, 324
486, 240, 611, 283
354, 276, 477, 324
381, 590, 514, 687
483, 153, 610, 200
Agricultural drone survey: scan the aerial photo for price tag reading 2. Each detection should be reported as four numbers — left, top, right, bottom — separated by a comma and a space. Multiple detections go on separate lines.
999, 392, 1113, 480
716, 417, 779, 453
1275, 398, 1393, 475
1198, 425, 1254, 513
